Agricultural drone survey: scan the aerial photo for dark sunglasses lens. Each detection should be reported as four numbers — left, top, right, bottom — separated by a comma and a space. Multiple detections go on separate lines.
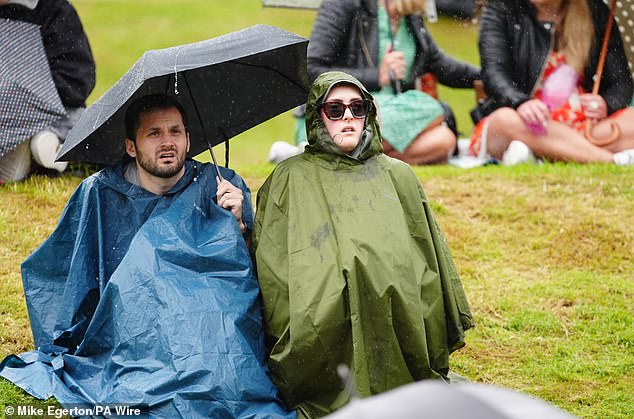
322, 100, 371, 120
349, 101, 369, 117
324, 103, 345, 119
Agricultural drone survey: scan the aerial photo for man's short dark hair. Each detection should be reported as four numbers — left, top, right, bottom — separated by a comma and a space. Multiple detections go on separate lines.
125, 94, 189, 141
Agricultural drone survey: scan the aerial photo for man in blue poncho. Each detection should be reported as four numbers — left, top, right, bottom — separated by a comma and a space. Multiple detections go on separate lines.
0, 94, 294, 418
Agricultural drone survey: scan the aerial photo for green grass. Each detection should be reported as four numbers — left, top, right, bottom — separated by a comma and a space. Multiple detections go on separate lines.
1, 2, 633, 418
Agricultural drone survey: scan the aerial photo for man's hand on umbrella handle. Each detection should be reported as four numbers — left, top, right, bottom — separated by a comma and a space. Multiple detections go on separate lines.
216, 177, 246, 233
378, 48, 406, 87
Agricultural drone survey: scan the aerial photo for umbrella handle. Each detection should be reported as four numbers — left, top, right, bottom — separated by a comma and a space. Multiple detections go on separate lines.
584, 119, 620, 146
591, 0, 617, 96
385, 0, 401, 95
205, 137, 224, 181
584, 0, 620, 147
390, 69, 402, 95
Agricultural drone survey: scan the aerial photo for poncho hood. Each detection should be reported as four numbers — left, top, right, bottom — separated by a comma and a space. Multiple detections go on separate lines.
305, 71, 383, 162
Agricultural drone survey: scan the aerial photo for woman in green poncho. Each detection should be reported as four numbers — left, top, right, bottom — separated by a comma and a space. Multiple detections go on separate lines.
253, 71, 473, 418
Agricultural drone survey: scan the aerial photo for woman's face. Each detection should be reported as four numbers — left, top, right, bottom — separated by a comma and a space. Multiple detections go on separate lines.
320, 85, 367, 153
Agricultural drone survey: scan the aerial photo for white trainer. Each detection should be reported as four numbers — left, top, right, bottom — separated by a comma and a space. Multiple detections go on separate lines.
456, 138, 470, 157
502, 140, 535, 166
268, 141, 302, 164
613, 149, 634, 165
30, 130, 68, 173
0, 140, 32, 183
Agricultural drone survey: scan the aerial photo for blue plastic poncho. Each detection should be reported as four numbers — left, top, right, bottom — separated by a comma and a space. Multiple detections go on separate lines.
0, 160, 294, 418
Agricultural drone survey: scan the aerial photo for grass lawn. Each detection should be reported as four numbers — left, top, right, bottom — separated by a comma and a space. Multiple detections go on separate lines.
1, 1, 633, 418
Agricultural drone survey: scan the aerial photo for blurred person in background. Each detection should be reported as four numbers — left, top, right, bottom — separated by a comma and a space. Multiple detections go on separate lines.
0, 0, 95, 181
470, 0, 634, 165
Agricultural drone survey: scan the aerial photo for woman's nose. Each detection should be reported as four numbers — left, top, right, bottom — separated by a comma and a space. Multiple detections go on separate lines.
343, 107, 354, 119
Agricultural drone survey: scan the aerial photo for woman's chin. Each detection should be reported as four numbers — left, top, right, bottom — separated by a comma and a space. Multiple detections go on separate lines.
337, 140, 360, 152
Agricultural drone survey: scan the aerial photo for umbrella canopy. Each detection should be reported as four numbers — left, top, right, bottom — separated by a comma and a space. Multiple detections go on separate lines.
58, 24, 311, 165
0, 19, 66, 157
323, 381, 577, 419
606, 0, 634, 80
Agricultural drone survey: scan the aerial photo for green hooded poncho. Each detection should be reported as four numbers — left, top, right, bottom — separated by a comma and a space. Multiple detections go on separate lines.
253, 72, 473, 418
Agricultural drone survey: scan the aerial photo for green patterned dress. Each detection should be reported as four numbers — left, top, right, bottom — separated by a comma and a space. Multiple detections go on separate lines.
373, 4, 444, 152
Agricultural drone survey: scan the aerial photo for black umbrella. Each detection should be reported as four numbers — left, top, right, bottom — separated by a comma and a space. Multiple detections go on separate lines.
58, 24, 311, 178
609, 0, 634, 80
324, 380, 577, 419
0, 18, 66, 158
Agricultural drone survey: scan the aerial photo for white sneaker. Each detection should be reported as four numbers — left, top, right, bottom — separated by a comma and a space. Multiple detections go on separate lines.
502, 140, 535, 166
0, 140, 32, 183
456, 138, 470, 157
30, 130, 68, 173
613, 149, 634, 165
268, 141, 302, 164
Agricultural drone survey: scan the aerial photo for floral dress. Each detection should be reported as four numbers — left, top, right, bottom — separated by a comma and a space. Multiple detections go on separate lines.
469, 51, 624, 156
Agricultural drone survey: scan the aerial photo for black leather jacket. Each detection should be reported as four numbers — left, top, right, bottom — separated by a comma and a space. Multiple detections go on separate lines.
473, 0, 633, 122
306, 0, 480, 92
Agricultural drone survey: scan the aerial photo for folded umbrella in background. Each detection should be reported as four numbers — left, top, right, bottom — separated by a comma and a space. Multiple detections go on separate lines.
261, 0, 439, 19
58, 24, 311, 173
0, 19, 66, 158
261, 0, 322, 8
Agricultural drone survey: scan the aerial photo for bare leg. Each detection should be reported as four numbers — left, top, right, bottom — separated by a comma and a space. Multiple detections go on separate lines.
486, 107, 614, 163
383, 125, 456, 165
591, 108, 634, 153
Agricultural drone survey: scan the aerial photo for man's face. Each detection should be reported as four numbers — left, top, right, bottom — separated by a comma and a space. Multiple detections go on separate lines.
125, 107, 190, 180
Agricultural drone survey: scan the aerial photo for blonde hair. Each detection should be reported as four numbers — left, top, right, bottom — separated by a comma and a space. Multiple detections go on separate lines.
557, 0, 594, 73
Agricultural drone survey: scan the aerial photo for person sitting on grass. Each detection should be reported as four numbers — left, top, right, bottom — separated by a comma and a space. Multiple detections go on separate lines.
0, 94, 294, 418
253, 71, 473, 418
0, 0, 95, 181
469, 0, 634, 165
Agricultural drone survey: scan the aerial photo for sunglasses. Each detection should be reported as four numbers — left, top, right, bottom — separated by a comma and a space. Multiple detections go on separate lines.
320, 99, 372, 120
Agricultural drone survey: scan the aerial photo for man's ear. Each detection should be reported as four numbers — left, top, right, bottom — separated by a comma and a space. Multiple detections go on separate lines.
186, 133, 191, 153
125, 138, 136, 158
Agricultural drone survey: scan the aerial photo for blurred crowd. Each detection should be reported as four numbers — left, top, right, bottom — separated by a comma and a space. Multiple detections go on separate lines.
270, 0, 634, 167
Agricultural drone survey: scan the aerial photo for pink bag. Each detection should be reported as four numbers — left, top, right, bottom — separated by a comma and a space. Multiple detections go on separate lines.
525, 64, 579, 135
541, 64, 579, 110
